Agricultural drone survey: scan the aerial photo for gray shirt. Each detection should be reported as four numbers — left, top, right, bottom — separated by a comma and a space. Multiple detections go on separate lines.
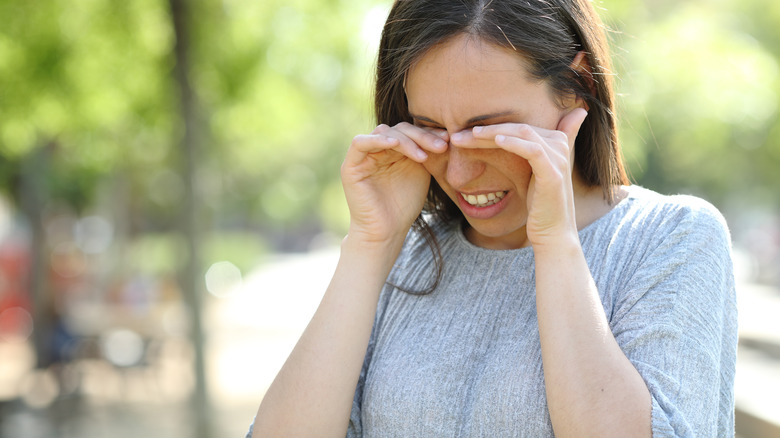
347, 185, 737, 437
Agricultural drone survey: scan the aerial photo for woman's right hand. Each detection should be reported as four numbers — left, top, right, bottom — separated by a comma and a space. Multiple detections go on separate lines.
341, 122, 448, 247
254, 122, 446, 437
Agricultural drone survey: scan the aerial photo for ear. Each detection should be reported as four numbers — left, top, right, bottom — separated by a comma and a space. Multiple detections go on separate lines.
569, 51, 596, 109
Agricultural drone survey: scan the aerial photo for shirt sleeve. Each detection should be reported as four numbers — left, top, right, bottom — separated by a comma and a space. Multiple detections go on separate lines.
608, 200, 738, 437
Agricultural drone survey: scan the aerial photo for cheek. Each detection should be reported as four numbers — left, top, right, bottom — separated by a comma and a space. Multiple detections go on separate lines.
493, 151, 533, 187
422, 152, 447, 179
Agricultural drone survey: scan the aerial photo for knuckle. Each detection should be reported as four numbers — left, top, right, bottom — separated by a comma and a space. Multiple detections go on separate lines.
527, 144, 545, 159
553, 131, 569, 143
400, 138, 419, 152
515, 124, 533, 137
425, 131, 442, 142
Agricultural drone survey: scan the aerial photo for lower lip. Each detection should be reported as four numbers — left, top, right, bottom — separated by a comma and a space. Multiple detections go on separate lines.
457, 191, 511, 220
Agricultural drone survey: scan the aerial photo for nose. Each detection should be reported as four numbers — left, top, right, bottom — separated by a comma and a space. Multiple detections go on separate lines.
445, 145, 484, 189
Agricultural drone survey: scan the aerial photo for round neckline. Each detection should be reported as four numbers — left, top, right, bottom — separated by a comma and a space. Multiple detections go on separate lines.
452, 185, 638, 254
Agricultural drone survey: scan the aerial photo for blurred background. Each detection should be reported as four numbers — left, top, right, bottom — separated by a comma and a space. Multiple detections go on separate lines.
0, 0, 778, 436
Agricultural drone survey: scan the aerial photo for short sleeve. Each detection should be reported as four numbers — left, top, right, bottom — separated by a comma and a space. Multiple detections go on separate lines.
608, 200, 738, 437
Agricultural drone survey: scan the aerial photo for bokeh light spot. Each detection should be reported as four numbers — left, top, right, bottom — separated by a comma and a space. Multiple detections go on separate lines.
19, 369, 59, 409
0, 307, 33, 342
205, 261, 242, 298
100, 328, 145, 367
74, 215, 114, 254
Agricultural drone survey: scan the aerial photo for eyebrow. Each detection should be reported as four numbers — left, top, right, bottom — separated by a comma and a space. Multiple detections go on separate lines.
410, 110, 519, 127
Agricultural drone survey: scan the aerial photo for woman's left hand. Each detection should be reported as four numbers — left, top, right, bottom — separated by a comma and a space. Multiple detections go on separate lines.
451, 108, 589, 248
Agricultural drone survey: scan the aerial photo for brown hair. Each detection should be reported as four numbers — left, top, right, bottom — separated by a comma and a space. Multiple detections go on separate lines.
374, 0, 629, 292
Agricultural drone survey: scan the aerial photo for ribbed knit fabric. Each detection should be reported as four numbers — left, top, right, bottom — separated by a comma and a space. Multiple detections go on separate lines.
345, 185, 737, 437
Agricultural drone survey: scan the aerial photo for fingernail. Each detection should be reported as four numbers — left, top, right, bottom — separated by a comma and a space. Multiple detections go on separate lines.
416, 150, 428, 160
434, 139, 446, 149
451, 132, 463, 142
495, 135, 506, 143
473, 126, 483, 134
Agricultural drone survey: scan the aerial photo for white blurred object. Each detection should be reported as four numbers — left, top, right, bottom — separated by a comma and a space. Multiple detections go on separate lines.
19, 369, 59, 408
100, 328, 145, 367
205, 261, 243, 298
74, 215, 114, 254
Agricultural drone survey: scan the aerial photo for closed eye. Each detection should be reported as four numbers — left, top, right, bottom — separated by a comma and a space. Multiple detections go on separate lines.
412, 118, 443, 130
410, 110, 521, 130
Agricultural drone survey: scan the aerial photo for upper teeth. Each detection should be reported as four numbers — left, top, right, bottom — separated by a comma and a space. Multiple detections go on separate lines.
462, 191, 506, 207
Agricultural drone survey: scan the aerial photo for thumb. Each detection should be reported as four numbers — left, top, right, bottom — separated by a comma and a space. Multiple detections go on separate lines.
556, 107, 589, 148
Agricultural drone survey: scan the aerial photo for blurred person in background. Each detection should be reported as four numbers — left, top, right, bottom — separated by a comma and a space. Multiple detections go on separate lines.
248, 0, 737, 436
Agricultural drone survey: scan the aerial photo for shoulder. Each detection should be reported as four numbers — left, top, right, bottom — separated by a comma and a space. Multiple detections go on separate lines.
622, 185, 723, 220
619, 185, 731, 248
586, 186, 734, 287
604, 188, 737, 338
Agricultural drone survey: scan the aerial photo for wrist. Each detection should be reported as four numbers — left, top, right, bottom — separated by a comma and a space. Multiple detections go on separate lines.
335, 233, 405, 293
341, 232, 405, 263
531, 231, 582, 259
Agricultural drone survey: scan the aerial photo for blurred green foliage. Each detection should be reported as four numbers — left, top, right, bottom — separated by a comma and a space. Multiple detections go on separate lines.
601, 0, 780, 211
0, 0, 778, 254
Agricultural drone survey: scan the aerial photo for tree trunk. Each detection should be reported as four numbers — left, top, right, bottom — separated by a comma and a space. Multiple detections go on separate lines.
167, 0, 211, 437
20, 143, 53, 370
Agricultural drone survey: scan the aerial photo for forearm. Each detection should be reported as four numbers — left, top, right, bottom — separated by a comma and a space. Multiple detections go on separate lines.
252, 236, 402, 437
534, 236, 651, 438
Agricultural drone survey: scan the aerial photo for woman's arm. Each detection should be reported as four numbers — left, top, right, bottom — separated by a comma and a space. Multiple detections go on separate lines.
252, 236, 401, 437
460, 108, 651, 436
533, 237, 651, 438
251, 123, 448, 437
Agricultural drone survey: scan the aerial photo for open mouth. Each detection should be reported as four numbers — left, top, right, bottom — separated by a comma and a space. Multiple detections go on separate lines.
460, 191, 507, 208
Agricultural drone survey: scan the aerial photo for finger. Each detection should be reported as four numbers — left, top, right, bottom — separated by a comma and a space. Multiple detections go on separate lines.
450, 128, 555, 173
449, 129, 502, 149
345, 133, 406, 166
492, 134, 563, 187
426, 126, 450, 142
469, 123, 569, 158
453, 124, 552, 152
371, 124, 431, 162
451, 126, 551, 160
393, 122, 449, 153
555, 107, 589, 148
470, 123, 558, 141
493, 134, 551, 167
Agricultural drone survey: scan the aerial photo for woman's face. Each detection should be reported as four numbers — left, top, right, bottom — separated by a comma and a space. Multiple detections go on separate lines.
405, 34, 575, 249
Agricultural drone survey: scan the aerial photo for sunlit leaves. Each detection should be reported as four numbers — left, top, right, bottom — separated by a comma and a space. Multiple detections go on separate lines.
189, 0, 384, 230
4, 0, 779, 240
603, 0, 780, 204
0, 0, 175, 214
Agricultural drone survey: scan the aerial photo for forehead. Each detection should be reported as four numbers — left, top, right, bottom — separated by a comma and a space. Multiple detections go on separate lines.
410, 34, 529, 77
405, 34, 553, 127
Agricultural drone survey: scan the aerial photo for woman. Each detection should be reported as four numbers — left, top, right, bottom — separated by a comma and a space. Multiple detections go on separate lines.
249, 0, 737, 436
